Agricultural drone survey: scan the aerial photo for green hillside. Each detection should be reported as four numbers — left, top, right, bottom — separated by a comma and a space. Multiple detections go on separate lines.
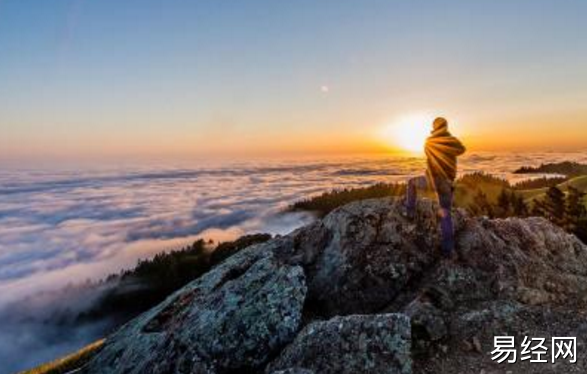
562, 175, 587, 190
519, 176, 587, 205
454, 178, 506, 208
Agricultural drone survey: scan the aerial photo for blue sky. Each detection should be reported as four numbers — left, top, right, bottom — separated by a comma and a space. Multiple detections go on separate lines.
1, 0, 587, 160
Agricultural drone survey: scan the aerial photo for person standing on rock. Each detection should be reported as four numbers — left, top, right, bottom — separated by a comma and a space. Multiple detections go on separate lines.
405, 117, 466, 257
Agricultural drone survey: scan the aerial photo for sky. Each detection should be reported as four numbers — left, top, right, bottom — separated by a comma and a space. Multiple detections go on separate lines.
1, 0, 587, 161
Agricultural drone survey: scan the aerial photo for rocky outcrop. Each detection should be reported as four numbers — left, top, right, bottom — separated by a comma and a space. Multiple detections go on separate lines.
86, 197, 587, 374
269, 369, 314, 374
84, 249, 306, 373
267, 314, 411, 374
278, 198, 449, 317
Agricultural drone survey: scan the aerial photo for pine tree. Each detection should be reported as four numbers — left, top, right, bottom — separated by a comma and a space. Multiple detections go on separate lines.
566, 186, 586, 222
541, 186, 566, 226
470, 190, 494, 218
496, 188, 511, 217
531, 198, 545, 217
511, 192, 529, 217
566, 186, 587, 237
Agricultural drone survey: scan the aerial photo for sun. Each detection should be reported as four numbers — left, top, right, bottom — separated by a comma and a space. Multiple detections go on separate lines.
383, 114, 432, 154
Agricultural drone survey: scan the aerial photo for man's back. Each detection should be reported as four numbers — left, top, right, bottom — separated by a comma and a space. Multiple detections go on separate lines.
406, 117, 465, 257
425, 127, 465, 181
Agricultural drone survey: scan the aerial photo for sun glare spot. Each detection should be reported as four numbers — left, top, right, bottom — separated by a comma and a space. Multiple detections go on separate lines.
383, 114, 432, 154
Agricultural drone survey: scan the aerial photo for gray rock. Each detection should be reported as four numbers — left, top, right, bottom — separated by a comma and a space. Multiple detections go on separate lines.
84, 246, 306, 374
270, 369, 315, 374
404, 298, 447, 342
277, 198, 450, 316
267, 314, 412, 374
279, 198, 587, 315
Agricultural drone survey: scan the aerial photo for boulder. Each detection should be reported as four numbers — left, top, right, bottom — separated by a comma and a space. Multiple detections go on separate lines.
278, 198, 452, 316
266, 314, 412, 374
84, 246, 306, 374
270, 369, 315, 374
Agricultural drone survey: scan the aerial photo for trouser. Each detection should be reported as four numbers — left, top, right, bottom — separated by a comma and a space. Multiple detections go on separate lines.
405, 175, 455, 256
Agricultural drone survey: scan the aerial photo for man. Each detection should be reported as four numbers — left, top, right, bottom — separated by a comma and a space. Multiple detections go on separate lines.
405, 117, 466, 257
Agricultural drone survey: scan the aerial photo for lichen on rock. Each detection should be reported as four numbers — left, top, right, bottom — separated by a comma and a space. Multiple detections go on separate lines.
84, 246, 307, 374
266, 314, 412, 374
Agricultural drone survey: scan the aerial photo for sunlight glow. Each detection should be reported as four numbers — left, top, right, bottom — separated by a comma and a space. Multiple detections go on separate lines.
384, 114, 433, 154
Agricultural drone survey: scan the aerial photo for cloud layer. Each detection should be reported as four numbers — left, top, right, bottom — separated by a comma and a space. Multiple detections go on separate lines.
3, 152, 587, 302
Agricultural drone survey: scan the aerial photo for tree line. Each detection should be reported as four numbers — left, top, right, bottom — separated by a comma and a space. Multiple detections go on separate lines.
469, 186, 587, 243
76, 233, 272, 324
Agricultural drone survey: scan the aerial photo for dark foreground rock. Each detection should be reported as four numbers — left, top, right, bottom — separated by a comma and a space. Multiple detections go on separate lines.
84, 249, 306, 373
269, 369, 314, 374
85, 197, 587, 374
267, 314, 411, 374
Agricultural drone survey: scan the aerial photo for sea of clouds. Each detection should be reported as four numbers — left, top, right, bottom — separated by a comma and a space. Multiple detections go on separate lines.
1, 152, 586, 372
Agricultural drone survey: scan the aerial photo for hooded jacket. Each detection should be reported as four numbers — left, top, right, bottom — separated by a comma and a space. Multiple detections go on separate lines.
425, 127, 466, 182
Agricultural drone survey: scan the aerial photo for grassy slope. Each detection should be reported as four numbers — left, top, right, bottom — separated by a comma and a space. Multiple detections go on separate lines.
332, 175, 587, 210
453, 179, 505, 208
461, 175, 587, 208
562, 175, 587, 190
518, 176, 587, 204
19, 340, 104, 374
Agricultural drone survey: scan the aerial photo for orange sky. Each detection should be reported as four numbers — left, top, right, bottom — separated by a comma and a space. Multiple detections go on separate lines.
1, 2, 587, 161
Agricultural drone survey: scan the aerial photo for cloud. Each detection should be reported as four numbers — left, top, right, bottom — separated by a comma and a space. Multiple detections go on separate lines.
3, 152, 587, 302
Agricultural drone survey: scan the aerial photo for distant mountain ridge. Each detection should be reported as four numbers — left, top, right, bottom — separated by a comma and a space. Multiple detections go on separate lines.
514, 161, 587, 176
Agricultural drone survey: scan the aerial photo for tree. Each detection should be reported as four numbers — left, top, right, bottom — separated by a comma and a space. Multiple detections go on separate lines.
496, 188, 511, 217
531, 199, 545, 217
469, 190, 494, 218
540, 186, 566, 226
566, 186, 586, 222
511, 192, 529, 217
566, 186, 587, 238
